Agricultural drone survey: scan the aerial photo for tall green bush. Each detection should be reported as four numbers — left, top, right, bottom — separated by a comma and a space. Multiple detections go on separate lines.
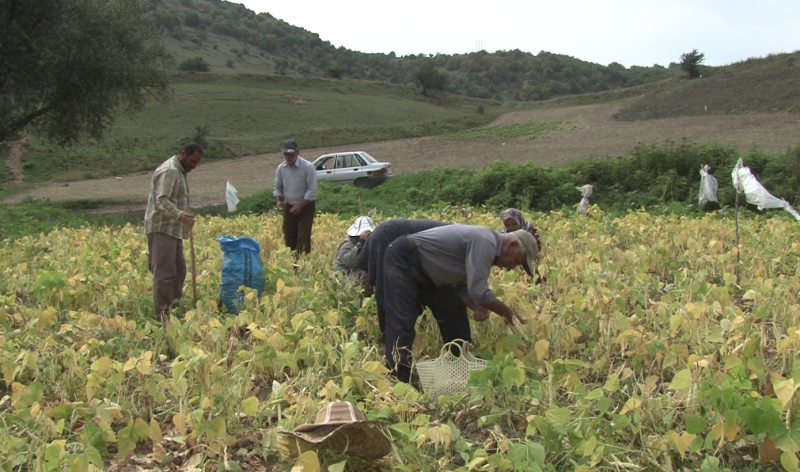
235, 144, 800, 218
178, 56, 210, 72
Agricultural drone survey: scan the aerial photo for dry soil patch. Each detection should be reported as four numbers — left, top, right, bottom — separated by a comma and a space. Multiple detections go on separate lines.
6, 137, 27, 185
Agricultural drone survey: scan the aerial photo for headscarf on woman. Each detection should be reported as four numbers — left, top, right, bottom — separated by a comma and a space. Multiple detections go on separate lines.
501, 208, 542, 251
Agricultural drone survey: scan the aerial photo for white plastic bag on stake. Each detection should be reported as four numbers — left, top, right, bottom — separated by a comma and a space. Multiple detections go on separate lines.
225, 181, 239, 213
698, 165, 719, 208
577, 184, 593, 215
731, 158, 800, 221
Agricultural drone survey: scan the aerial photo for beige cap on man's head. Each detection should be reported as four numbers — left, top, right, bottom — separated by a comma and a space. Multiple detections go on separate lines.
511, 229, 539, 276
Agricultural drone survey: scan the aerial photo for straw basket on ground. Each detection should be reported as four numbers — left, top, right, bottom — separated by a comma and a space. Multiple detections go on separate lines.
415, 340, 487, 398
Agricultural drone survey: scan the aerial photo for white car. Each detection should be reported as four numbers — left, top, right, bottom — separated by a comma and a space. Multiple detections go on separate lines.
311, 151, 394, 189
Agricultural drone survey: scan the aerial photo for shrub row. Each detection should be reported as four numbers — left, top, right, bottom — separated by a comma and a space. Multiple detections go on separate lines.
5, 143, 797, 242
238, 142, 800, 217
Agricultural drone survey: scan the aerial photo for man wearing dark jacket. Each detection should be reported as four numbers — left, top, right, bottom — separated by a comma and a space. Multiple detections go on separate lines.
357, 219, 448, 336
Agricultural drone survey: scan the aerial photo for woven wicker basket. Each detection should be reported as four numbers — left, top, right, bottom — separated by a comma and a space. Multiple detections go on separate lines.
415, 340, 487, 397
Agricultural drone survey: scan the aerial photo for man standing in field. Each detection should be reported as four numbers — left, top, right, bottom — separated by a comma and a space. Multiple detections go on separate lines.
274, 139, 317, 256
144, 142, 203, 323
382, 224, 537, 383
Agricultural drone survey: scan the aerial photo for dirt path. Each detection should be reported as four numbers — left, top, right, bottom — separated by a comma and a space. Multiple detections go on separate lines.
6, 137, 27, 185
6, 104, 799, 208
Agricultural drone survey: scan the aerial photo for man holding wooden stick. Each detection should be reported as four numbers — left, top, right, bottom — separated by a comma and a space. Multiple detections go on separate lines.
145, 142, 203, 323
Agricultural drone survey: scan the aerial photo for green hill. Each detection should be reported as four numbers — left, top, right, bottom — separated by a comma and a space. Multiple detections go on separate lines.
16, 75, 516, 184
615, 52, 800, 119
524, 51, 800, 119
5, 0, 798, 194
11, 51, 800, 188
149, 0, 682, 101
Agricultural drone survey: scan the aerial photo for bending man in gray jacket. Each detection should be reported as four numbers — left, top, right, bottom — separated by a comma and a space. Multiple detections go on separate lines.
382, 224, 538, 383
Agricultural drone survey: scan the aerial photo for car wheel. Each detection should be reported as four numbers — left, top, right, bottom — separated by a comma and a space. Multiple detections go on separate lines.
354, 178, 373, 189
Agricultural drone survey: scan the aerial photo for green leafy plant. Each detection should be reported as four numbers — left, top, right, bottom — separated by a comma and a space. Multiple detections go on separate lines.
178, 56, 210, 72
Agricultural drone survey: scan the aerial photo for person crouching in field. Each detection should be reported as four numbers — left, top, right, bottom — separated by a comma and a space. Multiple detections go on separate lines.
334, 216, 376, 285
145, 142, 203, 323
382, 224, 538, 384
500, 208, 542, 251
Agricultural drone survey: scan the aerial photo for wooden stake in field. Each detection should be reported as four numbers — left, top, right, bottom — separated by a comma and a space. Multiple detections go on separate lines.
734, 188, 741, 287
189, 227, 198, 309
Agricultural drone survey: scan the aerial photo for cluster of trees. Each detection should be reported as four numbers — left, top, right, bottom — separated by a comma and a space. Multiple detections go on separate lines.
148, 0, 681, 100
1, 0, 173, 144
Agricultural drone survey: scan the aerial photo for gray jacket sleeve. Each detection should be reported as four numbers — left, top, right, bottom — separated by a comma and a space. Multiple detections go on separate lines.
465, 238, 498, 304
335, 240, 362, 271
273, 165, 284, 198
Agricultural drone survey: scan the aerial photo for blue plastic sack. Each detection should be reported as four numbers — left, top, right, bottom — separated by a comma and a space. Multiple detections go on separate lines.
217, 235, 265, 314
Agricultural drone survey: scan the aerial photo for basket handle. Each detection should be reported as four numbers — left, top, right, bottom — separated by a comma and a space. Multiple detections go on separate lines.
439, 339, 473, 359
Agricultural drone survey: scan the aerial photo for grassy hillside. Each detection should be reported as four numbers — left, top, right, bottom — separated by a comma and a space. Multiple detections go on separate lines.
19, 75, 512, 183
149, 0, 682, 101
523, 52, 800, 119
163, 33, 279, 76
7, 1, 798, 192
615, 52, 800, 120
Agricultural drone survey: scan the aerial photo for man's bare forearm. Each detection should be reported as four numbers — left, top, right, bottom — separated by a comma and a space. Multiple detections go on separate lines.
481, 300, 517, 323
459, 295, 478, 309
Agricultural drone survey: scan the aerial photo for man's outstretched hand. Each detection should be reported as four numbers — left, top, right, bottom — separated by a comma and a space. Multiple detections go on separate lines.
480, 300, 527, 327
505, 309, 526, 326
472, 306, 490, 322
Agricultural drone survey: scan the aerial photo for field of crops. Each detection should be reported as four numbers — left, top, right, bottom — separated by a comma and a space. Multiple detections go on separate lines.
1, 208, 800, 472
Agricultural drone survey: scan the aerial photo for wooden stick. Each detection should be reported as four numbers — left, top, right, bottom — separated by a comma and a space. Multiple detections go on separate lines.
734, 187, 741, 287
189, 227, 198, 308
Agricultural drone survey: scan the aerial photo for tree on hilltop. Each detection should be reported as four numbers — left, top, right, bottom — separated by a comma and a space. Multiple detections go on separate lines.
413, 61, 448, 95
0, 0, 174, 144
680, 49, 705, 79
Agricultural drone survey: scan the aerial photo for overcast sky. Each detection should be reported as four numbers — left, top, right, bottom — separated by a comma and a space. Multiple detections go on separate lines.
236, 0, 798, 67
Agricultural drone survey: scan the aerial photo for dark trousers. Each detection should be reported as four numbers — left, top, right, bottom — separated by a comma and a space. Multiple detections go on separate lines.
148, 232, 186, 318
376, 286, 387, 337
383, 236, 471, 383
282, 201, 315, 255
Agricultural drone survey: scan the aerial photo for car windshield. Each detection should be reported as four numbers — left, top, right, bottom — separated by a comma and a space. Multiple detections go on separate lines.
359, 152, 378, 164
314, 156, 333, 170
